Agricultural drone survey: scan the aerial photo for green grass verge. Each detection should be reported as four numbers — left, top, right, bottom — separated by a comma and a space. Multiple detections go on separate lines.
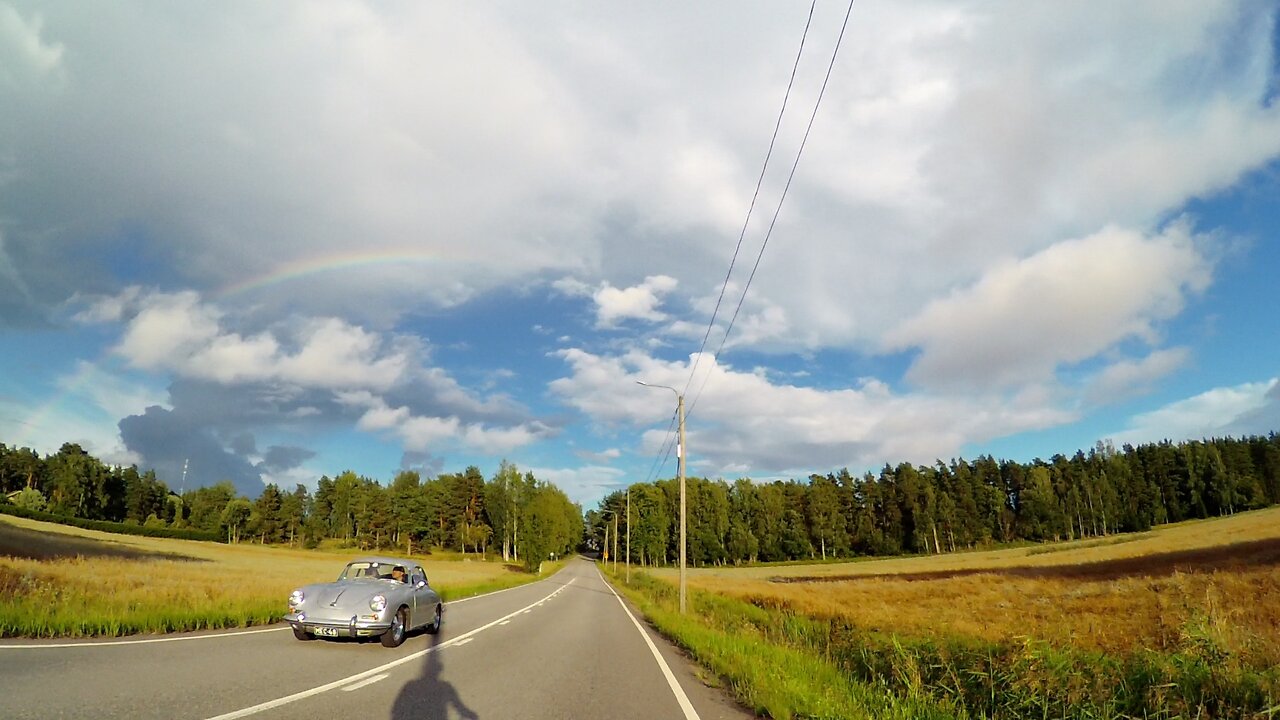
604, 568, 1280, 720
436, 558, 566, 603
0, 561, 562, 639
602, 565, 963, 719
0, 599, 286, 638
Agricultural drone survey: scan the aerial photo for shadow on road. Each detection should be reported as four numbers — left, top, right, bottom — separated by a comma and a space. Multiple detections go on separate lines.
389, 629, 478, 720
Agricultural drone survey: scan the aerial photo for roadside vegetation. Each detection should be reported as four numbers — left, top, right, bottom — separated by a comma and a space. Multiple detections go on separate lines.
0, 437, 579, 638
0, 513, 558, 638
607, 508, 1280, 719
1, 443, 581, 574
588, 434, 1280, 568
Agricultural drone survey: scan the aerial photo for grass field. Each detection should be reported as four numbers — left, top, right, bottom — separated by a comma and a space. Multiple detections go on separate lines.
0, 514, 549, 638
616, 507, 1280, 719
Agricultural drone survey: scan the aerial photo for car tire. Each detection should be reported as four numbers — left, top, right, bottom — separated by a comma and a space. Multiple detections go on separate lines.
426, 604, 442, 635
292, 626, 312, 641
381, 607, 408, 648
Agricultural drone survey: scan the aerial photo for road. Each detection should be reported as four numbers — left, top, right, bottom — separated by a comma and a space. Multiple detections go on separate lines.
0, 557, 752, 720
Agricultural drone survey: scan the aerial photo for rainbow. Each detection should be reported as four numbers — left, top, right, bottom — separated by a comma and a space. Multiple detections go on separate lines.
214, 248, 449, 299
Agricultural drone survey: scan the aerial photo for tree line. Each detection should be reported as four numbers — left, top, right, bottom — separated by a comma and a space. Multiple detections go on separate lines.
0, 443, 581, 571
589, 434, 1280, 566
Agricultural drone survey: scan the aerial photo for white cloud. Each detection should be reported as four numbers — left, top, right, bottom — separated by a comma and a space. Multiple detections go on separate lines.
115, 290, 222, 371
1108, 378, 1279, 447
2, 360, 162, 465
107, 289, 409, 391
528, 464, 626, 507
5, 2, 1277, 352
0, 3, 64, 89
70, 286, 142, 324
3, 2, 1279, 506
57, 360, 169, 422
884, 224, 1212, 389
551, 347, 1075, 477
338, 390, 546, 455
259, 464, 322, 492
592, 275, 678, 328
1083, 347, 1190, 406
575, 447, 621, 463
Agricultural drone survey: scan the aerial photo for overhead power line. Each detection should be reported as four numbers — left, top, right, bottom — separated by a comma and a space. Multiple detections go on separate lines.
642, 2, 823, 486
686, 0, 856, 422
681, 0, 817, 403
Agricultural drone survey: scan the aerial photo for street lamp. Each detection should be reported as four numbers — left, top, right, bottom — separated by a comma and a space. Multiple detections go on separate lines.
636, 380, 686, 614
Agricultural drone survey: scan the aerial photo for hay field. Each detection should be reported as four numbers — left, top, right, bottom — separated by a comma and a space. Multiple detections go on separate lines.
0, 514, 532, 637
647, 507, 1280, 662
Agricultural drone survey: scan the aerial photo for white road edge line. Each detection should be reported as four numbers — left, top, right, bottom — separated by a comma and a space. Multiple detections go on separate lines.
340, 673, 388, 692
596, 567, 700, 720
0, 626, 288, 649
0, 572, 551, 650
202, 578, 575, 720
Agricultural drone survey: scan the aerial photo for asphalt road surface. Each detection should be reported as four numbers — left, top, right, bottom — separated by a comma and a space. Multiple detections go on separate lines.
0, 557, 753, 720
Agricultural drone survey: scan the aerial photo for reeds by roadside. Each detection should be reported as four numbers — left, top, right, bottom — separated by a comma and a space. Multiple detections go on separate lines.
607, 508, 1280, 718
611, 569, 1280, 719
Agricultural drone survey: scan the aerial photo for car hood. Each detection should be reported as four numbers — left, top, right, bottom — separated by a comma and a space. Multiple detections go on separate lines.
299, 580, 388, 610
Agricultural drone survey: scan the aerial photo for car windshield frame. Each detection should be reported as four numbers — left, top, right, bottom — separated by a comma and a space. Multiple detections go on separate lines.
337, 561, 401, 582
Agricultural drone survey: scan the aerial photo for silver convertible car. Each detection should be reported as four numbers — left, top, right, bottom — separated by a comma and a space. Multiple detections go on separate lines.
284, 556, 443, 647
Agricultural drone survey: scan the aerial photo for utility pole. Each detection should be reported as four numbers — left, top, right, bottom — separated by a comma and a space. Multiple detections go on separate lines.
677, 391, 686, 614
637, 381, 687, 614
613, 512, 618, 573
180, 458, 189, 495
625, 485, 631, 584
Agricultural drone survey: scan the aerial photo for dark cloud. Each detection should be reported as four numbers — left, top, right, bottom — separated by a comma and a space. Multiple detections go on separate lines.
167, 379, 356, 431
119, 406, 263, 497
228, 432, 256, 456
1226, 380, 1280, 437
400, 451, 445, 479
388, 374, 536, 428
0, 287, 52, 329
260, 445, 316, 474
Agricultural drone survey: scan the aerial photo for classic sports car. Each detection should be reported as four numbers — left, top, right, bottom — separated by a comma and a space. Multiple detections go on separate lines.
284, 556, 442, 647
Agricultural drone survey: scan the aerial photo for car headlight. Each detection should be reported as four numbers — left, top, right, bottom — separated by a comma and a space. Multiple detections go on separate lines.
289, 590, 305, 608
370, 595, 387, 612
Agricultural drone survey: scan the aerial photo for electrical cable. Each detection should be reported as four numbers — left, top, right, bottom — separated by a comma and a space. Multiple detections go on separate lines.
687, 0, 855, 422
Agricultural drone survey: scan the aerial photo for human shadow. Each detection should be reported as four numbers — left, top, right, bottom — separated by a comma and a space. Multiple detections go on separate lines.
390, 626, 479, 720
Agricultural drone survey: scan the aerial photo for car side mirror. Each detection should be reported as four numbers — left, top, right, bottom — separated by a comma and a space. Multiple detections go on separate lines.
416, 580, 426, 588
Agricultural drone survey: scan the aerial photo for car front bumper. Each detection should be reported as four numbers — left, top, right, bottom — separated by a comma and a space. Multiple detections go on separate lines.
284, 612, 392, 638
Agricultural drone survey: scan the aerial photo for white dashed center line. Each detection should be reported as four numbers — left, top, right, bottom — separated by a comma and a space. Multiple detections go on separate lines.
341, 673, 388, 692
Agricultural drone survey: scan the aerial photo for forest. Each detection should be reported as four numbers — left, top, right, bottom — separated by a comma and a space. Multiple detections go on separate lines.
0, 445, 581, 571
6, 432, 1279, 570
588, 434, 1280, 565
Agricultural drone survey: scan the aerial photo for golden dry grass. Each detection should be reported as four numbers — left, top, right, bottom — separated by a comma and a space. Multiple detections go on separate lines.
648, 507, 1280, 664
679, 506, 1280, 581
0, 514, 533, 637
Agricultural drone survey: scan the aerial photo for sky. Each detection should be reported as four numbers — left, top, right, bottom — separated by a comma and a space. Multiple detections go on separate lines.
1, 1, 1278, 509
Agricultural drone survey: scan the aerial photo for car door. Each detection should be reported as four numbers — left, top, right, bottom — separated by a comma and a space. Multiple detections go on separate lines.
409, 566, 428, 625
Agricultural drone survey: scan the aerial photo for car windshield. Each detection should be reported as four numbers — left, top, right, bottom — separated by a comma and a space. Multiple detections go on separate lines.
338, 562, 402, 582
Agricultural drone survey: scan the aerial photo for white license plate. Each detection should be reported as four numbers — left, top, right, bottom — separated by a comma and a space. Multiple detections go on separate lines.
315, 627, 339, 637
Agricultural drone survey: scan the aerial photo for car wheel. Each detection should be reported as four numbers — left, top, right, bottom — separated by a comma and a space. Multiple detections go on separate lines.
426, 604, 442, 635
292, 626, 312, 641
381, 607, 407, 648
